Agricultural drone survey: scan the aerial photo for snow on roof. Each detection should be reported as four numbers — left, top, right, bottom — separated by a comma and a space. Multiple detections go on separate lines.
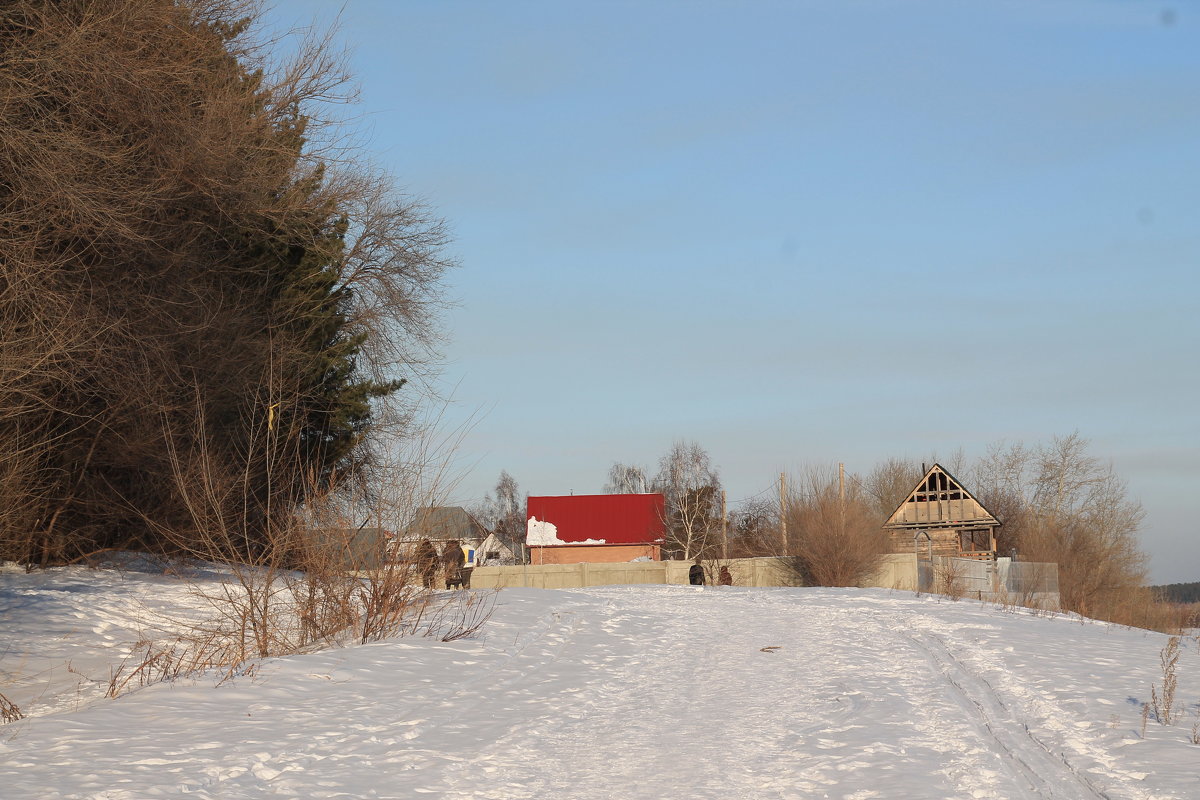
525, 517, 605, 547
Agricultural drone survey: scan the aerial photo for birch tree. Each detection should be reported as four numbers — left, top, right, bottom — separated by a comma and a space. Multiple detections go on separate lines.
653, 441, 722, 560
603, 463, 650, 494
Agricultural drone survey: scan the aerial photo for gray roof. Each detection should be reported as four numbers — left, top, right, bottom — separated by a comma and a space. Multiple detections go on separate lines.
308, 527, 390, 570
401, 507, 488, 542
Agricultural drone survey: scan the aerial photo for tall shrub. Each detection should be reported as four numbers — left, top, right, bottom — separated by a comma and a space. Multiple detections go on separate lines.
0, 0, 449, 564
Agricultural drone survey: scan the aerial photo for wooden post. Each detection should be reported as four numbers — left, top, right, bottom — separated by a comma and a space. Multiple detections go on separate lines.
721, 489, 728, 559
838, 462, 845, 535
779, 472, 787, 555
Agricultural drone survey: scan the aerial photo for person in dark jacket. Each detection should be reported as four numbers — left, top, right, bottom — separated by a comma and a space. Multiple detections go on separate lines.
414, 539, 438, 590
718, 565, 733, 586
688, 561, 705, 586
442, 540, 464, 589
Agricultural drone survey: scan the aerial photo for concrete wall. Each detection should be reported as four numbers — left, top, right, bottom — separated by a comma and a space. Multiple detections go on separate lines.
861, 553, 920, 592
360, 552, 1057, 605
469, 557, 803, 590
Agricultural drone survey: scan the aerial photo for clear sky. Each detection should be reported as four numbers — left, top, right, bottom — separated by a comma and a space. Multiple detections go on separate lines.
266, 1, 1198, 583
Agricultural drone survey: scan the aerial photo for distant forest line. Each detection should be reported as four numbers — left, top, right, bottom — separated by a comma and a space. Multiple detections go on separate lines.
1152, 582, 1200, 604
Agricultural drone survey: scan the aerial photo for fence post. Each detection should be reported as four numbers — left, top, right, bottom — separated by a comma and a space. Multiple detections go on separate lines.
580, 561, 589, 588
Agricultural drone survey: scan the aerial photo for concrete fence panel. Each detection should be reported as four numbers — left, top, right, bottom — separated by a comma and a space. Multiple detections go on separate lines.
862, 553, 920, 592
467, 557, 802, 590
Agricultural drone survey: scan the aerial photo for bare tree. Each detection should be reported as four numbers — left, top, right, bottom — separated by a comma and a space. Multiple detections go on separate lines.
970, 434, 1148, 622
970, 440, 1034, 557
464, 470, 524, 566
726, 497, 779, 558
859, 458, 923, 522
475, 470, 525, 558
1025, 434, 1146, 619
652, 441, 722, 560
603, 463, 650, 494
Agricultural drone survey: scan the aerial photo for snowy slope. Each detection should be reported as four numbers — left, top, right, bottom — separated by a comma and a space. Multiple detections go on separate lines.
2, 567, 1199, 799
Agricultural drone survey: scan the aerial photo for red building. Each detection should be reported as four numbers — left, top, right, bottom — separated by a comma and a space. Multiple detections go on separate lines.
526, 494, 666, 564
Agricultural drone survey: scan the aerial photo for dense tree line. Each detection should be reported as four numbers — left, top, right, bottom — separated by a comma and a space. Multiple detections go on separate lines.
1153, 583, 1200, 604
0, 0, 449, 565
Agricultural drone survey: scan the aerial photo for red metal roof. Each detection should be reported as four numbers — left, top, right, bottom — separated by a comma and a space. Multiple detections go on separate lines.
526, 494, 666, 545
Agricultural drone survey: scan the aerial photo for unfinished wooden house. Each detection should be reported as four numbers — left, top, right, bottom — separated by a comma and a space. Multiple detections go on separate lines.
883, 464, 999, 560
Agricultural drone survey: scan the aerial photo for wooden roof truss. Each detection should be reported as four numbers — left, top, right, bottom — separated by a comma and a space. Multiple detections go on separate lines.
883, 464, 999, 531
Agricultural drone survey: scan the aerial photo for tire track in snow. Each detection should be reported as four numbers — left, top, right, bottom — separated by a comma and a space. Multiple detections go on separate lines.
435, 587, 922, 799
907, 629, 1111, 800
744, 589, 1035, 799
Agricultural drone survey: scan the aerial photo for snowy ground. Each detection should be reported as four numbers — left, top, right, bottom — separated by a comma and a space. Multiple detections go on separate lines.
2, 565, 1199, 799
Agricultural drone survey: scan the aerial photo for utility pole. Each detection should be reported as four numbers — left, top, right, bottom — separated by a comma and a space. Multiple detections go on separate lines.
839, 462, 846, 535
779, 472, 787, 555
721, 489, 728, 559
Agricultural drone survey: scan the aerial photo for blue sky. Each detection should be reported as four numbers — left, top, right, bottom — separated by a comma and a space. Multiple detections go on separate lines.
267, 2, 1198, 583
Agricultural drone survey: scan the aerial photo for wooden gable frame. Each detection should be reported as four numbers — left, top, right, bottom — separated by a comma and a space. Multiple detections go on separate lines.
883, 464, 1000, 560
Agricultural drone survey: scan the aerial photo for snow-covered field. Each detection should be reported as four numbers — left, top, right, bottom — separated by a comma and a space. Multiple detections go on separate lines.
2, 565, 1198, 799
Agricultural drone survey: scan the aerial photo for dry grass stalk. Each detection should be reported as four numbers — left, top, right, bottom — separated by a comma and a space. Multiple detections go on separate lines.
934, 558, 967, 601
0, 692, 23, 724
88, 396, 495, 700
103, 571, 497, 699
422, 590, 497, 642
107, 633, 247, 698
1150, 636, 1181, 725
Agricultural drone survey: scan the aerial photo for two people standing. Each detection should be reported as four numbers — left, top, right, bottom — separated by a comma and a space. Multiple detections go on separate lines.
413, 538, 471, 590
689, 561, 734, 586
